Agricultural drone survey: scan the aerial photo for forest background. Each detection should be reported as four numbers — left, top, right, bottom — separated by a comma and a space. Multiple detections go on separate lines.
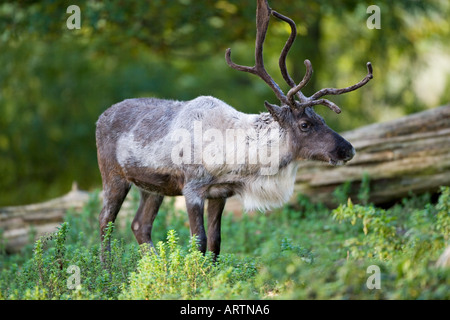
1, 0, 449, 206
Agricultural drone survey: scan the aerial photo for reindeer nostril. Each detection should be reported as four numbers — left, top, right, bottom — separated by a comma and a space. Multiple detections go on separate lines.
334, 144, 355, 162
343, 147, 356, 162
349, 147, 356, 159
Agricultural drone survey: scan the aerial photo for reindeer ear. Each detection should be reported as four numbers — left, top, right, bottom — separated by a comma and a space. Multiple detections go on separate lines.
264, 101, 289, 124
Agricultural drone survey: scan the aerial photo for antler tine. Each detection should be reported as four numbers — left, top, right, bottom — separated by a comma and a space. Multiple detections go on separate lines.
286, 59, 313, 104
225, 49, 256, 74
298, 98, 342, 114
271, 11, 296, 88
254, 0, 271, 71
225, 0, 289, 105
271, 10, 308, 104
289, 62, 373, 114
309, 62, 374, 101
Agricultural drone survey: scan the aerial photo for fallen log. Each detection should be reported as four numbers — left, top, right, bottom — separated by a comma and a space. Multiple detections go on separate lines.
436, 245, 450, 268
0, 183, 140, 253
0, 183, 90, 253
294, 105, 450, 207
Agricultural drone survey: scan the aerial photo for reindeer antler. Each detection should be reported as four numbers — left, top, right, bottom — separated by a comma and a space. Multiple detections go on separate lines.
287, 62, 373, 114
226, 0, 373, 114
225, 0, 289, 105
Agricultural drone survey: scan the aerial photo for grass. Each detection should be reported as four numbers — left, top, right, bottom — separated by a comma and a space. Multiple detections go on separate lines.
0, 185, 449, 300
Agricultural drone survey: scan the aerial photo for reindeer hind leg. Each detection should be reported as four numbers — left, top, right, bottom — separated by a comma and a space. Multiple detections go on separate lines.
99, 175, 131, 260
131, 190, 164, 250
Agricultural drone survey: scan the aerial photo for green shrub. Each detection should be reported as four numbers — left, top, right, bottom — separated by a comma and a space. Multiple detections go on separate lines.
0, 186, 449, 300
120, 230, 257, 299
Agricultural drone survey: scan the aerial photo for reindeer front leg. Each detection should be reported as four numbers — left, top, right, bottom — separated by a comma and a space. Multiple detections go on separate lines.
184, 187, 207, 253
207, 198, 226, 259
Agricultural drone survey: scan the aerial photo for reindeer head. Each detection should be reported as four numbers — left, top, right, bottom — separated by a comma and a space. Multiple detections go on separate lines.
226, 0, 373, 165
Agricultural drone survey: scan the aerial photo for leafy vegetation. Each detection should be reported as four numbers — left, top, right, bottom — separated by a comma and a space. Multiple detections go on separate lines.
1, 186, 448, 300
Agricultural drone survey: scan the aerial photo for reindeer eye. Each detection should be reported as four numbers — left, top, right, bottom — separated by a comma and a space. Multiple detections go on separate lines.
300, 121, 311, 132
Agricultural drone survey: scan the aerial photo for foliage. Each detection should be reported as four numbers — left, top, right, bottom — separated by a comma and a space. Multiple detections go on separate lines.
0, 186, 449, 300
120, 231, 257, 300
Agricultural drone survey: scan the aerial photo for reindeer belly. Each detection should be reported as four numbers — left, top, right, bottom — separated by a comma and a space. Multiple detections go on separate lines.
124, 167, 184, 196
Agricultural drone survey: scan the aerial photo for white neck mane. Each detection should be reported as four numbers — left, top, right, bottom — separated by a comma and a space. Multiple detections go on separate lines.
238, 161, 299, 212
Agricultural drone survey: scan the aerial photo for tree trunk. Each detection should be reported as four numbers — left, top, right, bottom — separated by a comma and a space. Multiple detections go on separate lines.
294, 105, 450, 207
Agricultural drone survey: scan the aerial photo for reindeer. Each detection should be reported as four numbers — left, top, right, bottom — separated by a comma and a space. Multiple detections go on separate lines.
96, 0, 373, 259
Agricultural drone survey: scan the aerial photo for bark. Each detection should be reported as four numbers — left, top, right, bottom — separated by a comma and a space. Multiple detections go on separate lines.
0, 183, 89, 253
436, 245, 450, 268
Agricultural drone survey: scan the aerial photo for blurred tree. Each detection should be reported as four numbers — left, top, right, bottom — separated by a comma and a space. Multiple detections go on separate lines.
0, 0, 449, 205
